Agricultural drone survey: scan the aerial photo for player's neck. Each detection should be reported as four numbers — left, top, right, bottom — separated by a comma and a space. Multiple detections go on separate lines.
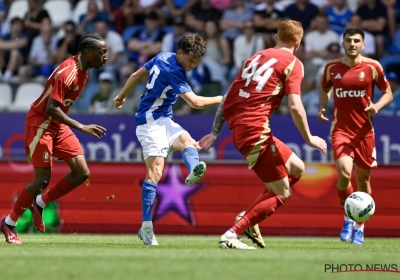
274, 45, 295, 54
78, 54, 90, 71
343, 55, 363, 67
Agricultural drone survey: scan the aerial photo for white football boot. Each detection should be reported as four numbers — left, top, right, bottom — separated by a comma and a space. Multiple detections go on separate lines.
235, 211, 265, 248
138, 226, 159, 246
185, 161, 207, 186
219, 234, 256, 250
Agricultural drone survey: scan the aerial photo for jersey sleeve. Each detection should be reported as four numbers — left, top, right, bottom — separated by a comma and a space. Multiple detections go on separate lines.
48, 66, 73, 103
144, 55, 157, 71
169, 70, 192, 94
374, 62, 390, 91
321, 63, 333, 89
284, 59, 303, 96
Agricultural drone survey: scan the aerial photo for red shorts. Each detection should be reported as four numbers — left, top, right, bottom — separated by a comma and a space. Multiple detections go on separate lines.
24, 125, 84, 168
232, 125, 293, 183
331, 133, 377, 169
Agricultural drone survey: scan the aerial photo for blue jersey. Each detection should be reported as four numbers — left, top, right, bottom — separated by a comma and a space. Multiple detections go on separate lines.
135, 52, 192, 126
325, 7, 352, 35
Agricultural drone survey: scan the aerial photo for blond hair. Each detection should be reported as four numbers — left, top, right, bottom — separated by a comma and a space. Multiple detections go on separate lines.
277, 20, 304, 44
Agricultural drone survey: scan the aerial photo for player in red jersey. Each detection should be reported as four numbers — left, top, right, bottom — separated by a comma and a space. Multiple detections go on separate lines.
318, 27, 393, 245
0, 34, 108, 244
198, 20, 327, 249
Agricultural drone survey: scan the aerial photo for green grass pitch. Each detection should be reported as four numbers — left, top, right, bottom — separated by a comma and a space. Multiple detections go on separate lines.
0, 235, 399, 280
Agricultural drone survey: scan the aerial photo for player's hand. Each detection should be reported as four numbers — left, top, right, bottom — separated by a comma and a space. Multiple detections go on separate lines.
317, 108, 329, 122
197, 134, 218, 151
82, 124, 106, 139
113, 94, 126, 109
365, 97, 379, 116
307, 136, 327, 154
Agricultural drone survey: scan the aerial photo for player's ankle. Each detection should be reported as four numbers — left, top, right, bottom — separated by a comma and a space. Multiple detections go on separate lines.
224, 228, 238, 238
142, 221, 153, 228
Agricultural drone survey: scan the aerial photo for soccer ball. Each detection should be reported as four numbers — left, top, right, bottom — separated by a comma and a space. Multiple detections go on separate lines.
344, 192, 375, 223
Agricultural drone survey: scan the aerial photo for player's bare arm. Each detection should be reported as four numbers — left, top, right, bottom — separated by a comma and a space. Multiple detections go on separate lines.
197, 93, 228, 151
180, 91, 223, 109
318, 87, 332, 121
288, 94, 327, 154
46, 98, 106, 139
114, 67, 149, 108
365, 87, 393, 116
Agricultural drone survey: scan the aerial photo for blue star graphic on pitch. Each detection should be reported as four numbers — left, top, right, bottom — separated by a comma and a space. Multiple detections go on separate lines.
152, 164, 205, 225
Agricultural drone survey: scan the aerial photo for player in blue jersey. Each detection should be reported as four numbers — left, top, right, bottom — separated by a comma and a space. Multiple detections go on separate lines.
113, 33, 223, 245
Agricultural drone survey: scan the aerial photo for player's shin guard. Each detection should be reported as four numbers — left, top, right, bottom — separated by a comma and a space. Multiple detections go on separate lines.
8, 189, 35, 223
232, 192, 284, 235
40, 176, 75, 205
338, 185, 354, 207
142, 180, 157, 222
182, 147, 199, 171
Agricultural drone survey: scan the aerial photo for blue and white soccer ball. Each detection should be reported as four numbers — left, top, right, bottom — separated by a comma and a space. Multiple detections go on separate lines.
344, 192, 375, 223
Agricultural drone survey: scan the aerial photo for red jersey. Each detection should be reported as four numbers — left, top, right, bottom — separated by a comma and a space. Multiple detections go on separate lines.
322, 57, 389, 138
26, 55, 88, 130
223, 48, 303, 131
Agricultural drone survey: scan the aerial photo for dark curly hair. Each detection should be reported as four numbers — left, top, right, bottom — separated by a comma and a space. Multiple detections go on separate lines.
343, 27, 364, 40
177, 33, 206, 58
78, 33, 105, 53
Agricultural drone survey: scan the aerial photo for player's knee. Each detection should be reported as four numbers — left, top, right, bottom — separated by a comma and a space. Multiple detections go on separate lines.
34, 178, 50, 190
280, 188, 292, 201
146, 170, 162, 184
338, 168, 351, 181
75, 169, 90, 184
291, 161, 305, 177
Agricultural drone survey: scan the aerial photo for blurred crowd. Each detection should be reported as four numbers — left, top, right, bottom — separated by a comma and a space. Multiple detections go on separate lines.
0, 0, 399, 115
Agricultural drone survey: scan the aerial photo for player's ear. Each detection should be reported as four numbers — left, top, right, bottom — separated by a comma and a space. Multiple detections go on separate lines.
361, 40, 365, 50
274, 34, 278, 43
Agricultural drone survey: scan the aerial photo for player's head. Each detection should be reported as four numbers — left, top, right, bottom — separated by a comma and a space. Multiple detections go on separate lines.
176, 33, 206, 71
275, 20, 304, 53
342, 27, 365, 58
78, 33, 108, 69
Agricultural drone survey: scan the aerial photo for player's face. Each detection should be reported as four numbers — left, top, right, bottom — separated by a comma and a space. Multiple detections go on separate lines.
342, 34, 365, 58
177, 51, 201, 71
88, 41, 108, 69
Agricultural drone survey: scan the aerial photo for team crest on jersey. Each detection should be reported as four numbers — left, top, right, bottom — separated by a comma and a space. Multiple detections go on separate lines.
359, 71, 365, 81
43, 151, 50, 162
62, 99, 75, 107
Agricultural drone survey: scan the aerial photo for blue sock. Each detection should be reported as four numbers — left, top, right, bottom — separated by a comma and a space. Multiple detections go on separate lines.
182, 147, 199, 172
142, 180, 157, 222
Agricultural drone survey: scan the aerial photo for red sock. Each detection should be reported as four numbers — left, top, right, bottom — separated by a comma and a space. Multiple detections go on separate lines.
338, 185, 354, 207
232, 192, 284, 235
41, 177, 75, 204
288, 175, 300, 187
10, 189, 35, 221
243, 189, 269, 213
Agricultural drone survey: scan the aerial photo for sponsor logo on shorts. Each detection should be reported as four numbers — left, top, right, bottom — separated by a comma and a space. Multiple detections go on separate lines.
43, 151, 50, 163
160, 147, 168, 154
335, 88, 366, 98
239, 89, 250, 98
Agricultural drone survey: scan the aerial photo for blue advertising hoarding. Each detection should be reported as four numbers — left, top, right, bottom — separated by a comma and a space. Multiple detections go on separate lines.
1, 113, 400, 164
